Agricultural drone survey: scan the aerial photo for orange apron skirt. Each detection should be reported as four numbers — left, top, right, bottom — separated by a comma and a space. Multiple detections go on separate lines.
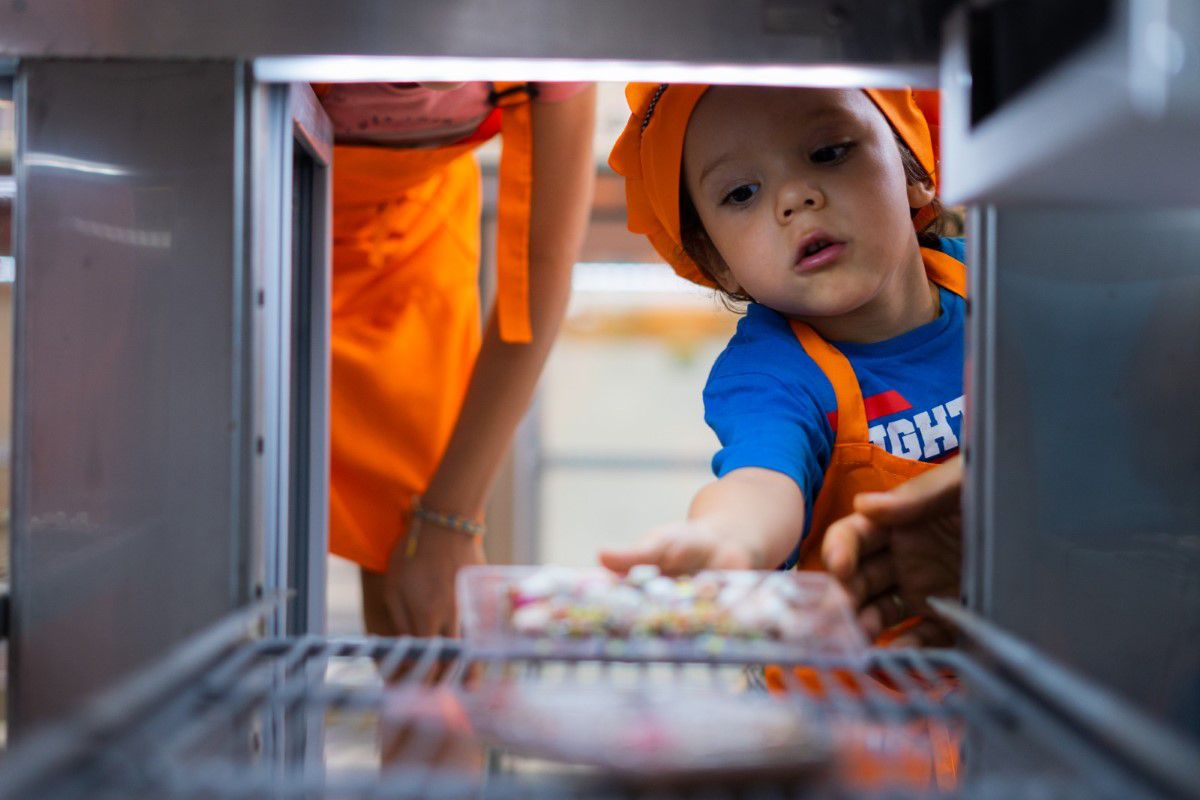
329, 141, 486, 572
328, 84, 537, 573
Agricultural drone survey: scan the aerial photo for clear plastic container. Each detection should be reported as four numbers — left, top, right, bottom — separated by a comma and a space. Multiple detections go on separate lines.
456, 565, 868, 661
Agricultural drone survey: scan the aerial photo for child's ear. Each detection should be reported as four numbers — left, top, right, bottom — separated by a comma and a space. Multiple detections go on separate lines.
907, 179, 936, 211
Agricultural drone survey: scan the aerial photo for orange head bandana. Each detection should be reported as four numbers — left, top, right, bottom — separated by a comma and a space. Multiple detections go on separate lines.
608, 84, 941, 288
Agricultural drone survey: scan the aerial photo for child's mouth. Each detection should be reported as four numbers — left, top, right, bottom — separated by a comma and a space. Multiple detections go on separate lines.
794, 234, 846, 273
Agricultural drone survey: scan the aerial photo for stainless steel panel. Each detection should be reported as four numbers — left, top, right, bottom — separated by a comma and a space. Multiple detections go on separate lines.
0, 0, 948, 79
968, 205, 1200, 740
941, 0, 1200, 206
255, 82, 332, 637
287, 84, 332, 637
10, 60, 257, 732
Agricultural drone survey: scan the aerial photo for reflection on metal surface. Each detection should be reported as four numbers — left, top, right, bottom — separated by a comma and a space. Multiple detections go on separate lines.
22, 152, 130, 177
969, 205, 1200, 740
11, 59, 254, 732
66, 217, 172, 249
0, 0, 951, 67
255, 56, 935, 88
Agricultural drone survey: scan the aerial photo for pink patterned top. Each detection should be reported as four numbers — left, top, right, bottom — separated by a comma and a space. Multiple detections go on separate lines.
319, 82, 590, 148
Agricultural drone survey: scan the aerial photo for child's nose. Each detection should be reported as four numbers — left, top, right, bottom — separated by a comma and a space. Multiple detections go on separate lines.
777, 181, 824, 222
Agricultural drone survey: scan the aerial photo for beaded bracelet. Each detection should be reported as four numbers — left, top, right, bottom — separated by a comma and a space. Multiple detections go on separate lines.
405, 495, 486, 558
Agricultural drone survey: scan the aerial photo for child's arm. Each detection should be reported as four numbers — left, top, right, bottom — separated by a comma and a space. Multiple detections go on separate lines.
600, 467, 805, 575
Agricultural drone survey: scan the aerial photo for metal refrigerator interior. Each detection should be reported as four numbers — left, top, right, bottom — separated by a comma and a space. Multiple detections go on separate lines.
0, 0, 1199, 797
1, 0, 949, 735
945, 0, 1200, 743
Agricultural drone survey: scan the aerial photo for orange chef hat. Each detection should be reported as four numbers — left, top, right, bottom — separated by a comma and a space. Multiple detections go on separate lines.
608, 84, 941, 288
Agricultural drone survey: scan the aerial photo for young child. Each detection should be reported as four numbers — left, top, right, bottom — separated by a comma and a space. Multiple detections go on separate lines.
601, 84, 965, 629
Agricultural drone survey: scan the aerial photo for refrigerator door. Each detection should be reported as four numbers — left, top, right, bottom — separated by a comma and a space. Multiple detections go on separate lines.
9, 63, 333, 731
945, 0, 1200, 741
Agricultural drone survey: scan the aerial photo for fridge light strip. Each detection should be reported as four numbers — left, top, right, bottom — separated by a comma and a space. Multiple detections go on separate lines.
254, 56, 934, 89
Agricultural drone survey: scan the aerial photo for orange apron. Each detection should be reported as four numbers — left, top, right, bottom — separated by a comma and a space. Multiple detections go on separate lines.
328, 84, 536, 573
793, 246, 967, 574
765, 247, 967, 791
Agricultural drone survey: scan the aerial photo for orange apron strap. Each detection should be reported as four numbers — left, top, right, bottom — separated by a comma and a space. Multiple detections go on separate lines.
788, 246, 965, 446
788, 320, 870, 446
920, 246, 967, 298
493, 82, 536, 344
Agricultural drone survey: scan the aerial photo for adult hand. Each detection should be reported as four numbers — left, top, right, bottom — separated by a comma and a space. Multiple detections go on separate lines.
383, 522, 485, 638
822, 456, 963, 647
599, 519, 761, 576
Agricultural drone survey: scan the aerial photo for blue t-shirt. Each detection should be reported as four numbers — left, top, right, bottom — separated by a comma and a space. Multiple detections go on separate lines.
703, 238, 966, 564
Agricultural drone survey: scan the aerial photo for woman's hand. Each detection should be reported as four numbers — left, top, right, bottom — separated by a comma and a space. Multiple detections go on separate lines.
382, 523, 485, 637
822, 456, 963, 646
599, 519, 762, 576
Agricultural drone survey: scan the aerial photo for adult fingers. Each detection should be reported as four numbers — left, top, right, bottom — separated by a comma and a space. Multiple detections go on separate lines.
821, 512, 888, 579
887, 619, 954, 648
852, 456, 963, 526
845, 551, 897, 607
857, 591, 910, 639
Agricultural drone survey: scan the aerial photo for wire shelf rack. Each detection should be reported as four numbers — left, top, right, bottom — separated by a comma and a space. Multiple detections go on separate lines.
8, 635, 1165, 800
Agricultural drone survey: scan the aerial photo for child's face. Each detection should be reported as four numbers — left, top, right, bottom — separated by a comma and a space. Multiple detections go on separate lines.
682, 87, 933, 324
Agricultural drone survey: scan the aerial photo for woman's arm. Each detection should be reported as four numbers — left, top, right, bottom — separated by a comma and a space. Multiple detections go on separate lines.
383, 85, 597, 637
422, 85, 596, 517
600, 467, 806, 575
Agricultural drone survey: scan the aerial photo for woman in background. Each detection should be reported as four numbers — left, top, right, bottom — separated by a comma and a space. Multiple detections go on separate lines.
318, 81, 596, 637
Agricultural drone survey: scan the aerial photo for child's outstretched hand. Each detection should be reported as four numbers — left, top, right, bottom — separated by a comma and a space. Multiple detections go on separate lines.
599, 520, 762, 576
602, 469, 805, 576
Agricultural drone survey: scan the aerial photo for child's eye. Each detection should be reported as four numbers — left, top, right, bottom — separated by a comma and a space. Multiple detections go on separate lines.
810, 142, 855, 164
721, 184, 759, 206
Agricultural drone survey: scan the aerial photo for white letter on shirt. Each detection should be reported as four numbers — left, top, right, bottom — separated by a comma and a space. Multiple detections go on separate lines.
915, 405, 960, 459
869, 424, 887, 449
946, 395, 965, 419
886, 419, 923, 459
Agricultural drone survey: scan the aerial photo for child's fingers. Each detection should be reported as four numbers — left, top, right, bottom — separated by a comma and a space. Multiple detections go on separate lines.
708, 544, 757, 571
598, 538, 669, 573
659, 537, 712, 576
821, 512, 888, 579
